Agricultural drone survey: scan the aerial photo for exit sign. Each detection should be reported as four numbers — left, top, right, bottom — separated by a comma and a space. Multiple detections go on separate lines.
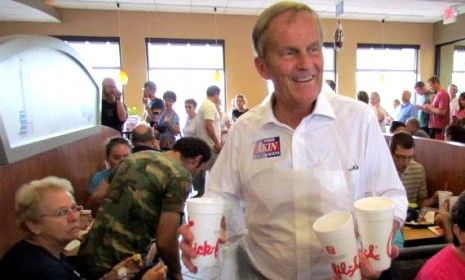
443, 6, 457, 24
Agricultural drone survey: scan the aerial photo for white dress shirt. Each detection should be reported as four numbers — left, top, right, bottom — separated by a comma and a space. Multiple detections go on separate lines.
208, 92, 407, 279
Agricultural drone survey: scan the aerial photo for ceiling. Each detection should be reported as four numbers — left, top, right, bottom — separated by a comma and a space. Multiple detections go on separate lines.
2, 0, 465, 23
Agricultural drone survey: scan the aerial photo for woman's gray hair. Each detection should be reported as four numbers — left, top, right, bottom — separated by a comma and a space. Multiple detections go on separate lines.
15, 176, 74, 233
252, 1, 323, 58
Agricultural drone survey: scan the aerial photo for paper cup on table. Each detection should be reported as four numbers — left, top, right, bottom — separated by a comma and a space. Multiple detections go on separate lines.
313, 211, 361, 280
438, 191, 452, 211
448, 196, 459, 211
187, 197, 225, 268
354, 197, 394, 271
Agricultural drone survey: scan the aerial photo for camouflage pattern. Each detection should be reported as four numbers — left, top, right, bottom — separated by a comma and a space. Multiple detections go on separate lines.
78, 150, 191, 277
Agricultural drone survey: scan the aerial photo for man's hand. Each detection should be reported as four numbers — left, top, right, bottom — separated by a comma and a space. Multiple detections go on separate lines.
178, 219, 226, 274
359, 245, 399, 280
105, 255, 143, 280
179, 221, 198, 273
114, 89, 122, 101
141, 262, 168, 280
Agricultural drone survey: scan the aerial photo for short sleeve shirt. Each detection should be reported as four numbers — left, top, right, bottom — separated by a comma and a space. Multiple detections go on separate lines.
429, 89, 450, 129
196, 99, 221, 147
87, 169, 110, 193
400, 160, 428, 204
158, 110, 180, 149
416, 245, 465, 280
78, 151, 191, 276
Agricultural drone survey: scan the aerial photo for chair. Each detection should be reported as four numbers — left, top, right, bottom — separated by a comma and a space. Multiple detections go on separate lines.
379, 243, 447, 280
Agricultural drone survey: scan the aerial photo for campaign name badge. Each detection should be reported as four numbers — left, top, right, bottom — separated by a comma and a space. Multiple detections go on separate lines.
253, 137, 281, 159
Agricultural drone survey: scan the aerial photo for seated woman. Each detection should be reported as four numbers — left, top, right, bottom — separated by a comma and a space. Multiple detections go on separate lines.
86, 137, 131, 215
416, 191, 465, 279
0, 176, 166, 280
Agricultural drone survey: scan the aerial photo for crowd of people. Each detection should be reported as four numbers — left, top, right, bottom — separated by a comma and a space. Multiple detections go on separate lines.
357, 77, 465, 144
1, 1, 465, 280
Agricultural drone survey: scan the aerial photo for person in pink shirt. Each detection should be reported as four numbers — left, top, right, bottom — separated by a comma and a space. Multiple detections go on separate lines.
416, 191, 465, 279
423, 76, 450, 140
452, 92, 465, 126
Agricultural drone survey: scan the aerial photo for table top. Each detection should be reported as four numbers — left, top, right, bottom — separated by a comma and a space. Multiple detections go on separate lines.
403, 226, 445, 247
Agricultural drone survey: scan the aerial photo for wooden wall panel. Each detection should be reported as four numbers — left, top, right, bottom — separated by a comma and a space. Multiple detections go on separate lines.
0, 126, 118, 258
385, 135, 465, 197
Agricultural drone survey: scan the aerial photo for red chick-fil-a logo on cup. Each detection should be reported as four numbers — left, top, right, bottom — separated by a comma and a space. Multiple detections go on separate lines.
363, 244, 381, 261
331, 254, 360, 278
192, 239, 220, 258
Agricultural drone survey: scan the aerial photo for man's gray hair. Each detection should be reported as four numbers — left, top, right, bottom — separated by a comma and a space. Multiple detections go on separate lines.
406, 117, 420, 129
131, 124, 155, 144
252, 1, 323, 58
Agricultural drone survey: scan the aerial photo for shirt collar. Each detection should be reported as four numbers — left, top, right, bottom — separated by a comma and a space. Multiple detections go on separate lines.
259, 91, 336, 127
401, 102, 411, 107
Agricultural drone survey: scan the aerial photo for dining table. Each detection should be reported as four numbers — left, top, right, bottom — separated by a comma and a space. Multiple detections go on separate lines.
402, 207, 447, 247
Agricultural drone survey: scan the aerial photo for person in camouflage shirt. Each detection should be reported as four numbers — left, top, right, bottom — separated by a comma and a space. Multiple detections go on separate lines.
78, 137, 211, 280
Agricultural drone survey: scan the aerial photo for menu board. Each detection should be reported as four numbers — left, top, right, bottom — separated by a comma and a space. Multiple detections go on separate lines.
0, 35, 99, 164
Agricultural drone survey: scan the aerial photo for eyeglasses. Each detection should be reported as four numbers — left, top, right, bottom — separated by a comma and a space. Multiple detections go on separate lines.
185, 106, 193, 109
393, 154, 414, 162
41, 205, 83, 219
152, 111, 161, 115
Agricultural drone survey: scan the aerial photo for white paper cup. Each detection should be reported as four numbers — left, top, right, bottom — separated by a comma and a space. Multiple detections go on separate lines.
354, 197, 394, 271
187, 197, 225, 268
313, 211, 361, 280
448, 196, 459, 211
438, 191, 453, 211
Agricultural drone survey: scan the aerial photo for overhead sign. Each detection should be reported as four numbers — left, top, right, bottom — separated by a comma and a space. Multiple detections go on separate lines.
443, 6, 457, 25
336, 0, 344, 17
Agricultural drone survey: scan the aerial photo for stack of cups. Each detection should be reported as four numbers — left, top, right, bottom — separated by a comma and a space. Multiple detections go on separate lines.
313, 211, 361, 279
186, 197, 225, 268
354, 197, 394, 271
438, 191, 453, 212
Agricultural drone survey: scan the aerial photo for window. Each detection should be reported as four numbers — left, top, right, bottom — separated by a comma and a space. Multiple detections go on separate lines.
356, 44, 419, 117
452, 47, 465, 91
266, 43, 336, 95
146, 39, 225, 128
57, 36, 122, 90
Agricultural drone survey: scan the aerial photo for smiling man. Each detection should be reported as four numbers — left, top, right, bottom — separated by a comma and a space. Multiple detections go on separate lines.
180, 2, 407, 279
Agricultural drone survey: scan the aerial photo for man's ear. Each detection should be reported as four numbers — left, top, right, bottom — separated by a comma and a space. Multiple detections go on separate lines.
193, 155, 203, 167
254, 57, 272, 80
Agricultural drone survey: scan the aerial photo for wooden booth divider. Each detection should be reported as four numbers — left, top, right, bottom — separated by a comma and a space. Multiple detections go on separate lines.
0, 126, 119, 258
